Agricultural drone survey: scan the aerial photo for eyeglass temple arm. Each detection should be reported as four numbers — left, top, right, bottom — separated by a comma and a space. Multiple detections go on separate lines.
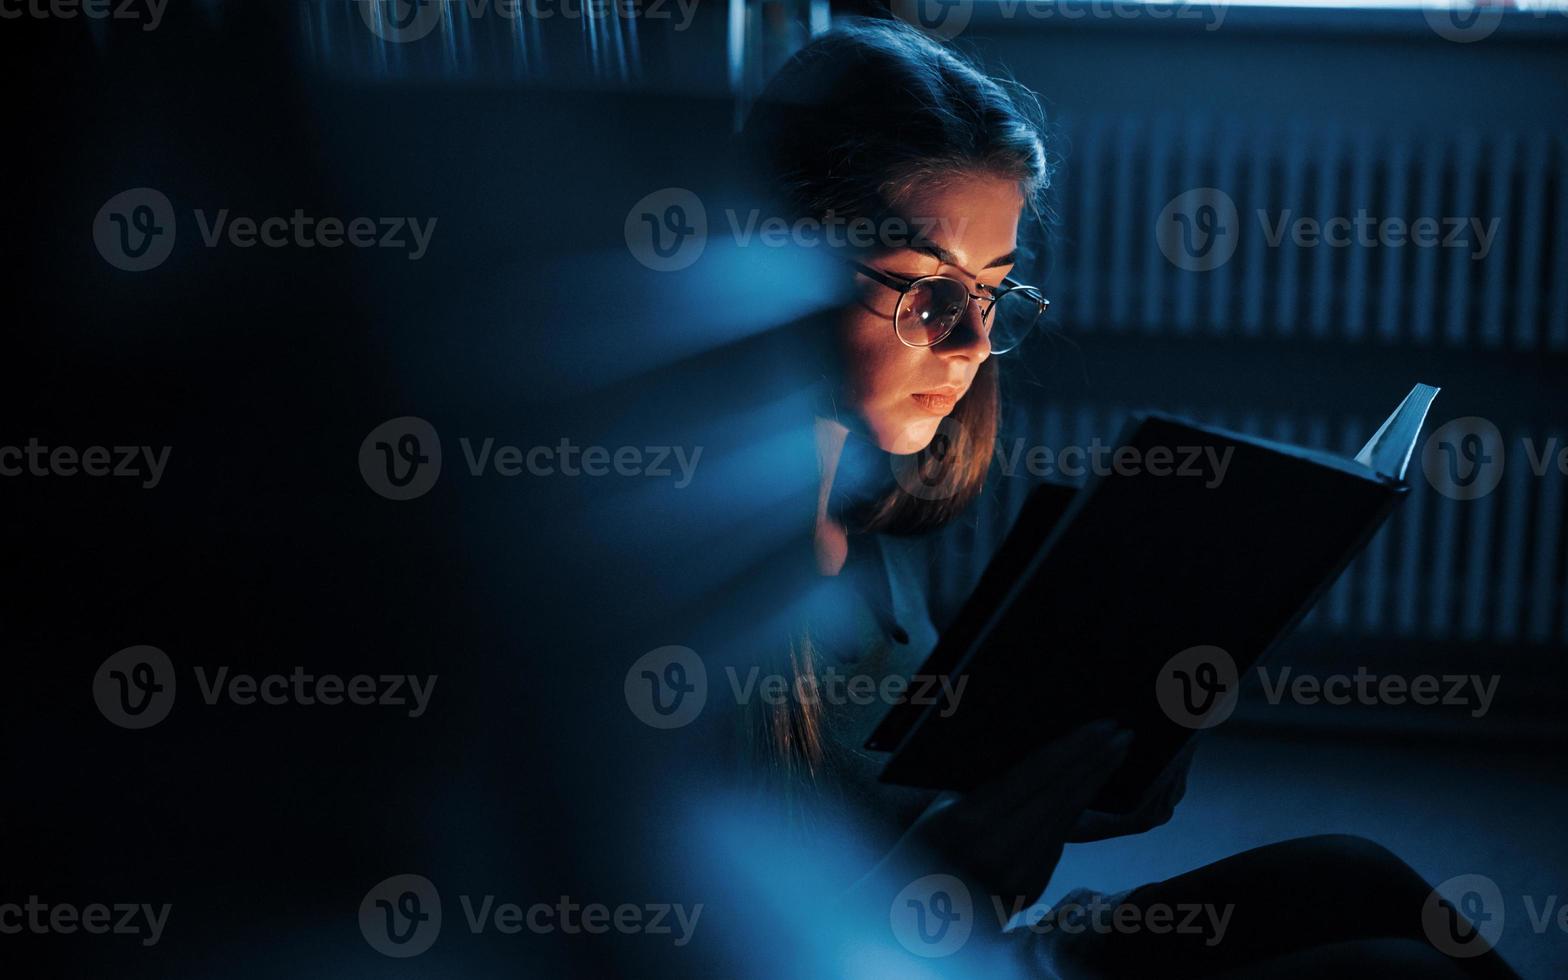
845, 259, 912, 293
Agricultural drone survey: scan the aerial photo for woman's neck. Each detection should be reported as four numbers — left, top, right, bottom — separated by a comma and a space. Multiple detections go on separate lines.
814, 416, 850, 576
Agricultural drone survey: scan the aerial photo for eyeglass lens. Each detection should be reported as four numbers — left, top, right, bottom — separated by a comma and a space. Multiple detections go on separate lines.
894, 277, 1042, 353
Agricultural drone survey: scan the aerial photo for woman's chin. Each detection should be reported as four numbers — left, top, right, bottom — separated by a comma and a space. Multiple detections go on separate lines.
886, 415, 943, 456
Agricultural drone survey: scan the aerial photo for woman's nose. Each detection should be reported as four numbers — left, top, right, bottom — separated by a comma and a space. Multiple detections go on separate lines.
937, 297, 991, 360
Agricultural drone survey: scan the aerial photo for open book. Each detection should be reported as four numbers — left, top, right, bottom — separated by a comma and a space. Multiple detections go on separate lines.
868, 384, 1440, 812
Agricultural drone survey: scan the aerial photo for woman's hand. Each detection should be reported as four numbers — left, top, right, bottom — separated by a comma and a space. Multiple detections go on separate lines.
879, 720, 1134, 903
1066, 739, 1197, 843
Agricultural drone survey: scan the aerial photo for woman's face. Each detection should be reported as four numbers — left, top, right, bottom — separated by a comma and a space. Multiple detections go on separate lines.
837, 174, 1023, 455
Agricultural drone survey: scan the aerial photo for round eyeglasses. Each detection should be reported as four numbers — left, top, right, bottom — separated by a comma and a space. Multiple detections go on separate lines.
848, 259, 1049, 355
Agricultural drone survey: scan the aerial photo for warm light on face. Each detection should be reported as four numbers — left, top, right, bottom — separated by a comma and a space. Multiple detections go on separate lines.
835, 175, 1024, 455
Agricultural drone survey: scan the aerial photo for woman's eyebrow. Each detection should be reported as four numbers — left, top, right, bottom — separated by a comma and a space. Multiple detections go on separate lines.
911, 242, 1018, 274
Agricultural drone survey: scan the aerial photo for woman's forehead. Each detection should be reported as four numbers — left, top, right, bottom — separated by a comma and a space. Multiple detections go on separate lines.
887, 175, 1023, 274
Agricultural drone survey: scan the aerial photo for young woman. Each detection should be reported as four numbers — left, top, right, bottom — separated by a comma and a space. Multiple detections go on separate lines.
725, 18, 1521, 980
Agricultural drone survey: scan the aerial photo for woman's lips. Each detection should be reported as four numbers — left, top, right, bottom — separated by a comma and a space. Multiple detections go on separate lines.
910, 390, 961, 415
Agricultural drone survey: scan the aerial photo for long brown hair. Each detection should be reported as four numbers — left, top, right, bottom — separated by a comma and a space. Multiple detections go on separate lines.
734, 18, 1052, 784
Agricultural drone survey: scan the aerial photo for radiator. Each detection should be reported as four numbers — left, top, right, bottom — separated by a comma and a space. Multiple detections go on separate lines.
1051, 115, 1568, 351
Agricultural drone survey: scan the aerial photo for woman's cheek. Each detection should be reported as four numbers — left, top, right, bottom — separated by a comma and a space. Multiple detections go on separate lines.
856, 352, 933, 453
837, 307, 944, 454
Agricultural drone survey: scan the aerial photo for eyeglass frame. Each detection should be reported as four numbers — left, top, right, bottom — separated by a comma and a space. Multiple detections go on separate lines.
846, 259, 1050, 354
